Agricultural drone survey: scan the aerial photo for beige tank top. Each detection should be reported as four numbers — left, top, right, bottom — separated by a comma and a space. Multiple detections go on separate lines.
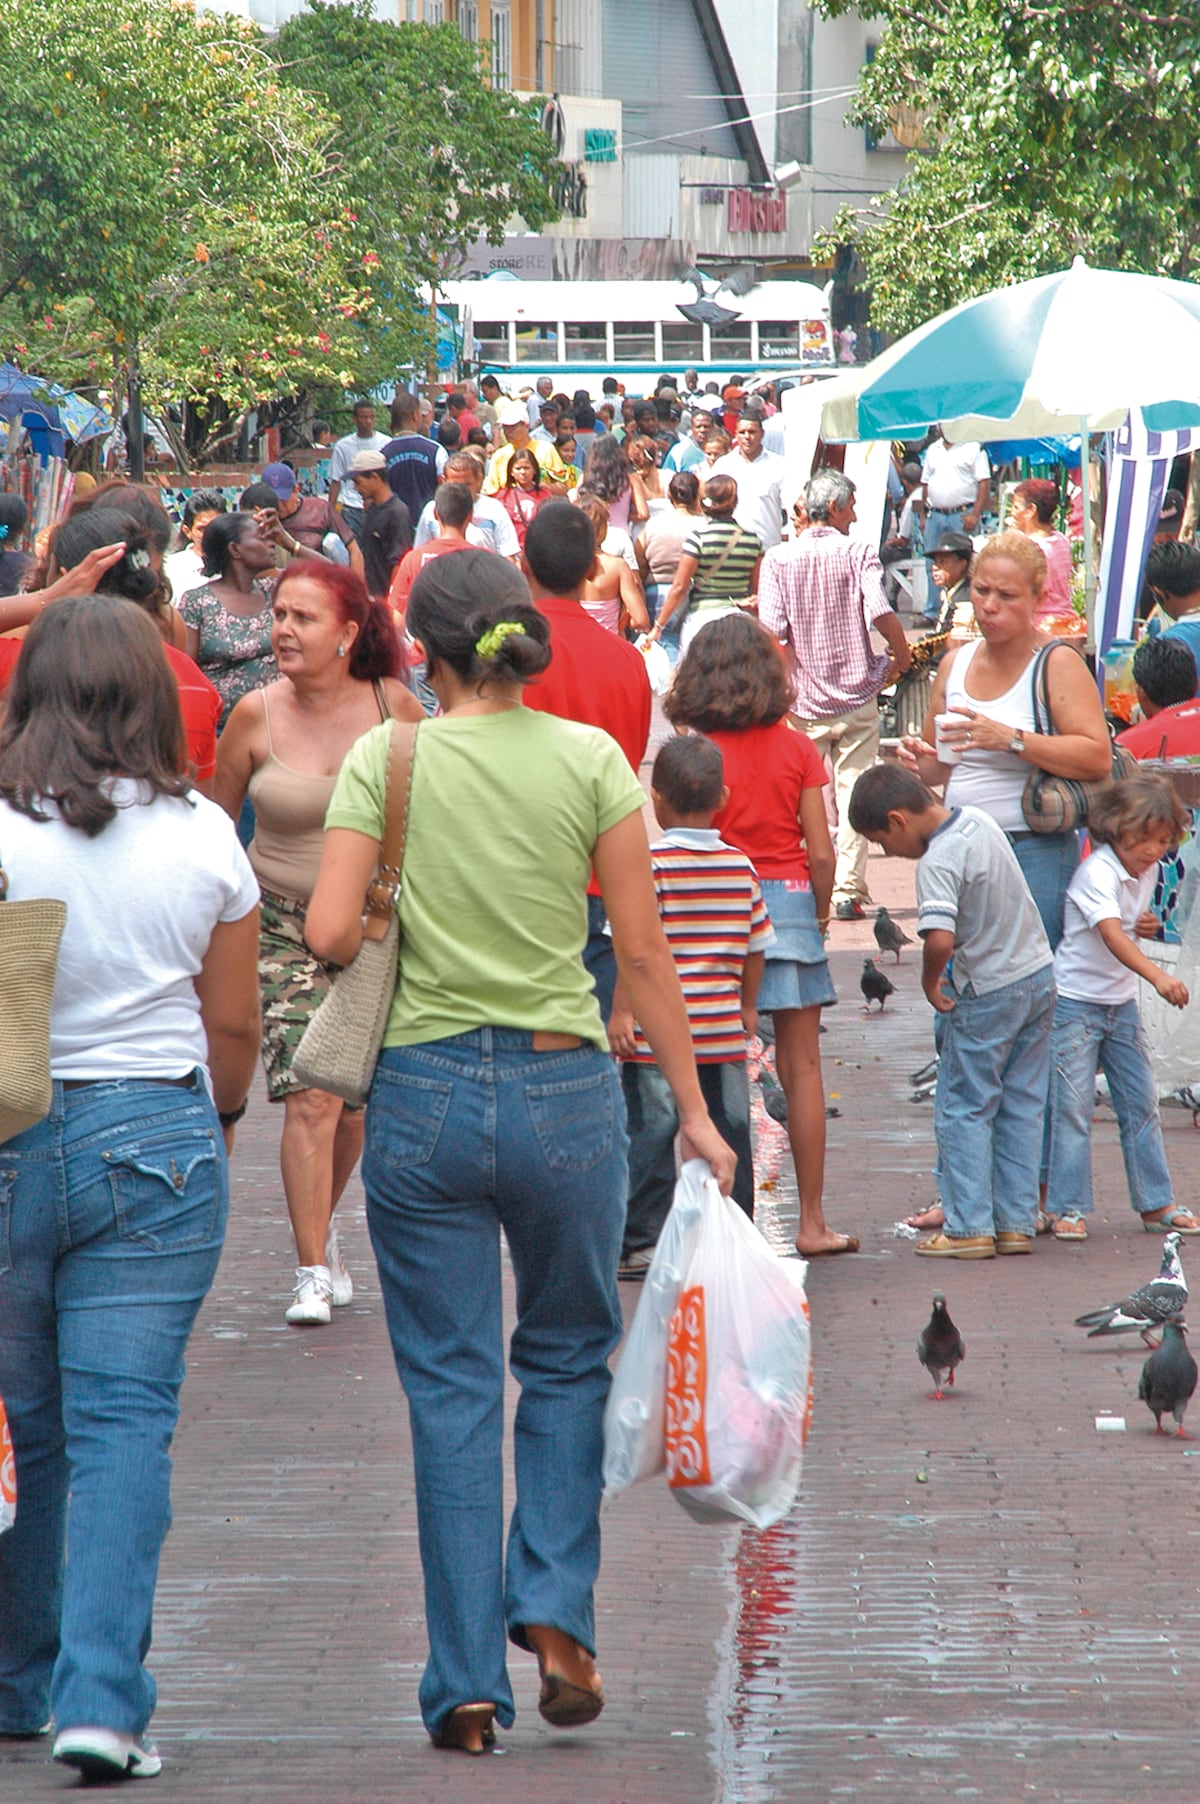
248, 683, 388, 900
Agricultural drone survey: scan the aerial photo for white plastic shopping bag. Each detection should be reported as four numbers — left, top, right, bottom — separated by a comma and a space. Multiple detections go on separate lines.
602, 1160, 714, 1498
665, 1184, 812, 1529
0, 1397, 15, 1534
633, 633, 673, 697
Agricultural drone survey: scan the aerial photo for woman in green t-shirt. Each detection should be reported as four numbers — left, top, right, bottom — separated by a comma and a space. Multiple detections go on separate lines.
306, 550, 734, 1758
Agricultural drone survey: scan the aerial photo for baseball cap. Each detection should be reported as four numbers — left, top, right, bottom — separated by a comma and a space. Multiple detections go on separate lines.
349, 448, 387, 474
722, 384, 748, 403
261, 461, 297, 500
497, 399, 528, 427
931, 531, 973, 558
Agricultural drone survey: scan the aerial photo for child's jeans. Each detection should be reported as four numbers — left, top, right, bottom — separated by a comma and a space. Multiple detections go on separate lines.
1045, 995, 1173, 1220
622, 1060, 754, 1255
935, 966, 1056, 1238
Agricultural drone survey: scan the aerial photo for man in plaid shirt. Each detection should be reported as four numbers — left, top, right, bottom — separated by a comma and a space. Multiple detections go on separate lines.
758, 468, 911, 919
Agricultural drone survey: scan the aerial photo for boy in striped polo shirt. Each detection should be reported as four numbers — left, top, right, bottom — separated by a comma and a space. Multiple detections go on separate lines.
609, 734, 773, 1278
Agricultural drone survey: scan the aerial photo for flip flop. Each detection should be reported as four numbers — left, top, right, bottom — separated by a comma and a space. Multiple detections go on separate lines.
903, 1204, 944, 1232
796, 1232, 860, 1257
1142, 1205, 1200, 1235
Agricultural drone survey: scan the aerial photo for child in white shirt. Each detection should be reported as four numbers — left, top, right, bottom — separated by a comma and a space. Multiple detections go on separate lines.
1046, 771, 1194, 1239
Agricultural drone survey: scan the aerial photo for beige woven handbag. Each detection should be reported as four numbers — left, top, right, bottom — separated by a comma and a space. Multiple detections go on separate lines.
292, 721, 418, 1106
0, 856, 67, 1143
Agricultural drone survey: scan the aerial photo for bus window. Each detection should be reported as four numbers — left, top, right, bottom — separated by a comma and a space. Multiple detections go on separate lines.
474, 322, 511, 365
662, 321, 704, 360
710, 319, 753, 364
757, 322, 800, 361
563, 322, 606, 362
614, 322, 655, 363
514, 323, 559, 362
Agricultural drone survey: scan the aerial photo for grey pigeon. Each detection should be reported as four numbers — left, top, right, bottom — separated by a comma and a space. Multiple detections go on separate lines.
1074, 1233, 1188, 1345
874, 907, 912, 964
1137, 1318, 1197, 1435
917, 1293, 964, 1400
860, 957, 895, 1013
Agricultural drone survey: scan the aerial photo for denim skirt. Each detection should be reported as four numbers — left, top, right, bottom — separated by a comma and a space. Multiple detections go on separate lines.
757, 878, 838, 1013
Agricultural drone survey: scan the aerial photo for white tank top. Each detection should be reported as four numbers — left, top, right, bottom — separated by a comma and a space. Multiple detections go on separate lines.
943, 637, 1039, 832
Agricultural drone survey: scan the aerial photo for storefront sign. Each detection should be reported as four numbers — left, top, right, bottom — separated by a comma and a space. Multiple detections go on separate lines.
727, 188, 787, 234
585, 128, 617, 164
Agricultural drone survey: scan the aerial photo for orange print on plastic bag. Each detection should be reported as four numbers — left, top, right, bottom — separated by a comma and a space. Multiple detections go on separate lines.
0, 1398, 15, 1532
665, 1285, 711, 1488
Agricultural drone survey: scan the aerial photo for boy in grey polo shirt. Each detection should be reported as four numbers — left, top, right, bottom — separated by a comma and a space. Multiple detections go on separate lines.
850, 765, 1054, 1259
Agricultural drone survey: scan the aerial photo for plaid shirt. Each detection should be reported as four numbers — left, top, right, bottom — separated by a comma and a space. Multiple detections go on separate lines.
758, 526, 893, 719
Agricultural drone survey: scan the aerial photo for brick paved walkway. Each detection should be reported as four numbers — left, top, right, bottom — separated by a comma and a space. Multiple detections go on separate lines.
6, 848, 1200, 1801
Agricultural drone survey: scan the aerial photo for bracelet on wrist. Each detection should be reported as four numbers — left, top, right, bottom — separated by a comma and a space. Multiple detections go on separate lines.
218, 1100, 248, 1129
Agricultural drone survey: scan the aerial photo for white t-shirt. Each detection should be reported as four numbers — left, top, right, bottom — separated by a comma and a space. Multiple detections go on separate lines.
922, 439, 990, 512
164, 545, 205, 604
1054, 843, 1152, 1004
603, 526, 638, 573
709, 448, 786, 549
0, 785, 259, 1079
413, 494, 519, 558
328, 430, 392, 510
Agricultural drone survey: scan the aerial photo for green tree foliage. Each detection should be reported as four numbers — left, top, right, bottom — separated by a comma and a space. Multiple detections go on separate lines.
0, 0, 558, 461
272, 3, 561, 294
813, 0, 1200, 335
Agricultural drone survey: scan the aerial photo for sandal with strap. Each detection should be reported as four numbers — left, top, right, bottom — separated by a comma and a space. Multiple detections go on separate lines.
1142, 1205, 1200, 1235
1053, 1213, 1088, 1241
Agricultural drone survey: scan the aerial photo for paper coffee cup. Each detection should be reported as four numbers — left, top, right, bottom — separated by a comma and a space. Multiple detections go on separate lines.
934, 711, 972, 764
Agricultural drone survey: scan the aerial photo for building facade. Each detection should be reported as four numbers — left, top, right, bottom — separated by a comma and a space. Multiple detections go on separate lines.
201, 0, 902, 285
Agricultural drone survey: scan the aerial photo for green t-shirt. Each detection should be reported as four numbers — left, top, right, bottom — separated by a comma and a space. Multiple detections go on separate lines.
325, 709, 645, 1049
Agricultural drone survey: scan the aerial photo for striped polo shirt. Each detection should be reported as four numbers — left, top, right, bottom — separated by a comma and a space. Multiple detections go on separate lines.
682, 519, 764, 604
629, 827, 774, 1065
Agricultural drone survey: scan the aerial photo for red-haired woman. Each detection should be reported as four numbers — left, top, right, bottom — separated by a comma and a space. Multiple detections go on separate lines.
1010, 478, 1074, 625
215, 562, 423, 1325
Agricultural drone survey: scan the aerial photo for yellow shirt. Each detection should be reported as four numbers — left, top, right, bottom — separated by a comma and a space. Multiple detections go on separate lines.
484, 438, 570, 495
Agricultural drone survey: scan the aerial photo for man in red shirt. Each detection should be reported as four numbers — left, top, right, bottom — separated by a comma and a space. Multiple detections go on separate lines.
387, 482, 475, 620
522, 500, 651, 1019
1117, 633, 1200, 759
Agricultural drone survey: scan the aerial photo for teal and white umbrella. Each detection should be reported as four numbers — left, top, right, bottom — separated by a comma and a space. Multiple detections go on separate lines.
820, 257, 1200, 445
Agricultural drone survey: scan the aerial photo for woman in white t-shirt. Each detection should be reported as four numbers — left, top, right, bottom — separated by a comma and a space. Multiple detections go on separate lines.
0, 598, 260, 1782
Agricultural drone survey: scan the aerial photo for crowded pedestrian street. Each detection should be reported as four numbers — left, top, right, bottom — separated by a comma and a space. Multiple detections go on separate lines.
5, 853, 1198, 1803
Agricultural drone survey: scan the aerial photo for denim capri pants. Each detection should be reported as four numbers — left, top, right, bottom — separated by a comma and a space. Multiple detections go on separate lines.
757, 878, 838, 1013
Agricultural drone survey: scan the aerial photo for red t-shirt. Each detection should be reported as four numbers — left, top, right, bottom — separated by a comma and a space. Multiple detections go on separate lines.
524, 595, 651, 897
0, 637, 20, 691
0, 637, 221, 782
1117, 700, 1200, 760
707, 721, 828, 880
524, 596, 651, 772
164, 644, 221, 782
387, 537, 472, 614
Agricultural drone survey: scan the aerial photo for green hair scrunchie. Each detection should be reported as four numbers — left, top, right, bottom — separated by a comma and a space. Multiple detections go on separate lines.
475, 620, 527, 660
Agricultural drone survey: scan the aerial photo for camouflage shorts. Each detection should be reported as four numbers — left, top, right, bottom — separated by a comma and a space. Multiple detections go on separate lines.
258, 888, 360, 1106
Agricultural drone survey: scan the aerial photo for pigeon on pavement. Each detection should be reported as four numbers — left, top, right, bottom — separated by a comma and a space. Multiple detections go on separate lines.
1137, 1319, 1198, 1435
874, 907, 912, 964
917, 1293, 964, 1399
1074, 1233, 1188, 1345
861, 957, 895, 1013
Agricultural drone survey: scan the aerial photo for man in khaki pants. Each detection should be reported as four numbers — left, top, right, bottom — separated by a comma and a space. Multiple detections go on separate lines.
758, 469, 911, 919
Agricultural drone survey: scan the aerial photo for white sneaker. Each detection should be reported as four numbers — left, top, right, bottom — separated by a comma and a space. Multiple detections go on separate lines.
53, 1726, 162, 1778
325, 1220, 353, 1307
285, 1265, 333, 1326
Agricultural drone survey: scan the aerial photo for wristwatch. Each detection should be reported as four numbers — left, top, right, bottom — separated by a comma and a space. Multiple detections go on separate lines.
1008, 729, 1026, 755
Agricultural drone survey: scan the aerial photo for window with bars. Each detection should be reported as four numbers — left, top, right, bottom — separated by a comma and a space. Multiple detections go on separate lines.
515, 323, 559, 362
613, 322, 655, 362
473, 323, 510, 365
710, 319, 753, 363
491, 0, 512, 86
563, 323, 606, 362
757, 322, 800, 361
662, 321, 704, 360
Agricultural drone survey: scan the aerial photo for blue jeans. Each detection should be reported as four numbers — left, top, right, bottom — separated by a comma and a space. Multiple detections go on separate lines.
645, 582, 683, 665
935, 967, 1056, 1237
622, 1059, 754, 1253
362, 1030, 627, 1736
1046, 995, 1173, 1219
583, 893, 617, 1025
1008, 830, 1080, 951
0, 1077, 226, 1737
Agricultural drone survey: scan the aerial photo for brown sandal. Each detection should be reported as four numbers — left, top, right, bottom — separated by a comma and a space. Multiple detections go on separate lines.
524, 1624, 605, 1728
431, 1703, 496, 1755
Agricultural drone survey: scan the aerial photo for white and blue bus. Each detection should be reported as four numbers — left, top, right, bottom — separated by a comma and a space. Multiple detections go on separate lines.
440, 277, 834, 395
